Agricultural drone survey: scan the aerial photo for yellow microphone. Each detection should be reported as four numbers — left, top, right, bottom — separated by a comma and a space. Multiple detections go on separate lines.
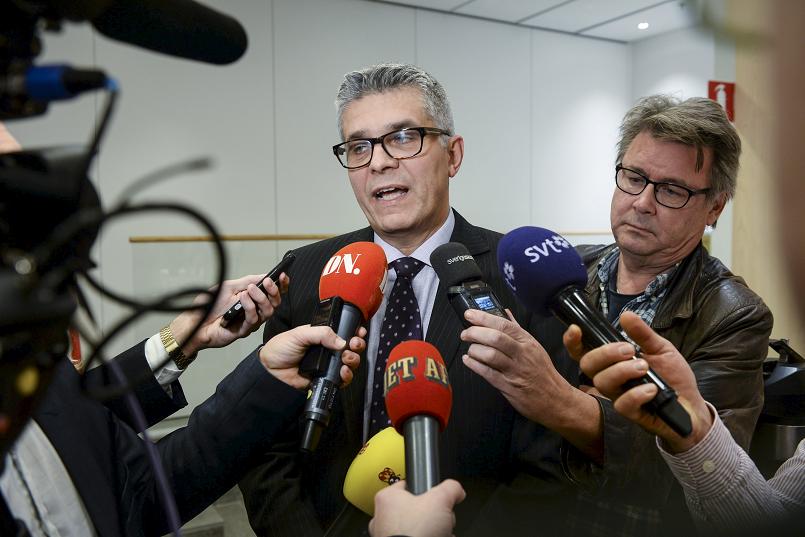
342, 427, 405, 515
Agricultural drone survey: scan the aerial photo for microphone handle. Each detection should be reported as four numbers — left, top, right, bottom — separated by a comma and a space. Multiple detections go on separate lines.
301, 302, 363, 452
552, 286, 692, 438
403, 415, 440, 494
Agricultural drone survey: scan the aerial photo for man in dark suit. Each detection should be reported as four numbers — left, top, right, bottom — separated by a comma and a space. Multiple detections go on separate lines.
0, 274, 364, 536
0, 120, 464, 537
239, 63, 564, 536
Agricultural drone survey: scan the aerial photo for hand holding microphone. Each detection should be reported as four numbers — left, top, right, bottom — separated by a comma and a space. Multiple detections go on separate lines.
299, 242, 387, 452
220, 252, 294, 328
496, 226, 692, 438
167, 271, 285, 358
335, 425, 464, 537
369, 479, 466, 537
460, 308, 576, 429
570, 311, 713, 452
259, 324, 365, 390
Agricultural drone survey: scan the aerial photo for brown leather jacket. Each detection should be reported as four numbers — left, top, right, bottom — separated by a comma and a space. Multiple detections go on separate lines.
463, 242, 773, 537
580, 242, 772, 449
563, 242, 773, 534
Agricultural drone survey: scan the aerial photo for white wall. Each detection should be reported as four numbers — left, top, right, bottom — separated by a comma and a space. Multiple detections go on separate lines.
630, 25, 735, 267
6, 0, 723, 415
631, 26, 716, 101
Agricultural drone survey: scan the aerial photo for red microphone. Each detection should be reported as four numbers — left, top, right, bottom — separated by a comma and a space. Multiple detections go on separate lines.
384, 340, 452, 494
300, 242, 387, 452
318, 242, 387, 319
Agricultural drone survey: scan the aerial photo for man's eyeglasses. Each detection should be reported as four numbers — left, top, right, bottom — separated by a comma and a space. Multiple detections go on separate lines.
615, 164, 711, 209
332, 127, 450, 170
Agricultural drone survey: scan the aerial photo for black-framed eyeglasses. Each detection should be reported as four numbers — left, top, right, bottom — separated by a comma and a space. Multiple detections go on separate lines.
332, 127, 451, 170
615, 164, 711, 209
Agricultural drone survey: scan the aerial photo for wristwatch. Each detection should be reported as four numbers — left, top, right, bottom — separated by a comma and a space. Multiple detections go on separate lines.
159, 324, 195, 370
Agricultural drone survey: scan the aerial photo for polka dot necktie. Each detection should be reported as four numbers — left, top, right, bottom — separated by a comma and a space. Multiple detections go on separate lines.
368, 257, 425, 436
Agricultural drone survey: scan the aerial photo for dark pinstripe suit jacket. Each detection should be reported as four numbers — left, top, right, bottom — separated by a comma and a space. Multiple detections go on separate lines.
238, 210, 569, 536
26, 343, 305, 536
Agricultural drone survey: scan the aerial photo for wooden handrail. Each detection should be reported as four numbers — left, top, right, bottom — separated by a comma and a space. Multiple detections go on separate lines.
129, 230, 612, 244
129, 234, 335, 243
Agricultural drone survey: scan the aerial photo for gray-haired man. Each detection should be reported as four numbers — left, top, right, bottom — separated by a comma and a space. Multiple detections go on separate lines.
462, 95, 772, 535
239, 64, 553, 536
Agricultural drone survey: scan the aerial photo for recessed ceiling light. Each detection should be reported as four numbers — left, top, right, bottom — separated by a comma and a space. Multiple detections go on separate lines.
637, 22, 650, 30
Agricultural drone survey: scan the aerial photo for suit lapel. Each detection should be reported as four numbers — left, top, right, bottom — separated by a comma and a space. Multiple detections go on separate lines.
337, 227, 375, 446
36, 361, 122, 537
427, 280, 465, 370
426, 210, 491, 371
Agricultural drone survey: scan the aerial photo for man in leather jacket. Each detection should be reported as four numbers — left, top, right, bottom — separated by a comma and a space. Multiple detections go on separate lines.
461, 95, 772, 536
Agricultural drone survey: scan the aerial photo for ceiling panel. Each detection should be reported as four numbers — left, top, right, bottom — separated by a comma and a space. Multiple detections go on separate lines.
382, 0, 468, 10
367, 0, 698, 42
521, 0, 670, 33
582, 1, 696, 41
455, 0, 567, 23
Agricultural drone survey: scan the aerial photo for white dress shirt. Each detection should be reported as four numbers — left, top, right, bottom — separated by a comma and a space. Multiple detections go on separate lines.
1, 334, 183, 535
1, 421, 96, 537
362, 209, 456, 441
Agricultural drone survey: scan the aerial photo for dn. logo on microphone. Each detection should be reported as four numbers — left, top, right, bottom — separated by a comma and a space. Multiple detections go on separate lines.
321, 253, 362, 275
523, 235, 572, 263
384, 356, 450, 396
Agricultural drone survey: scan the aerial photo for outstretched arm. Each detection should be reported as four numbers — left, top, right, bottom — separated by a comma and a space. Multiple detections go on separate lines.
574, 311, 803, 531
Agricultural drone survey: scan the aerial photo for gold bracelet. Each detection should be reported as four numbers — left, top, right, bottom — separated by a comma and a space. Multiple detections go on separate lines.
159, 325, 195, 370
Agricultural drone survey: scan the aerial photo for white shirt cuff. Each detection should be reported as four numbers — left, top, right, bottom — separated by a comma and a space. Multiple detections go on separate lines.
144, 333, 183, 388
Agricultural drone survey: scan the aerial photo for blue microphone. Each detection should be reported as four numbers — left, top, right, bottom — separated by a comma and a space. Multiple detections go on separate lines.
497, 226, 692, 438
23, 65, 108, 101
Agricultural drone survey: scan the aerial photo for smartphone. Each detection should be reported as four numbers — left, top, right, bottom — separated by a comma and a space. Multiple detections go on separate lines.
219, 251, 296, 327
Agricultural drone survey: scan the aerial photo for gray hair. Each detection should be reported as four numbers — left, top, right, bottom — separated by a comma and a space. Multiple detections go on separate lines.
616, 94, 741, 201
335, 63, 454, 140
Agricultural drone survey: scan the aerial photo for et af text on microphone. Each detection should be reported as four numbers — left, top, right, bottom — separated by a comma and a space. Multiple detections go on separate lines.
384, 340, 452, 494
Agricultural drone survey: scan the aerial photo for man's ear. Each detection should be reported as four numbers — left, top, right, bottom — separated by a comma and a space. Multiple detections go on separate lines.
447, 135, 464, 178
706, 192, 727, 227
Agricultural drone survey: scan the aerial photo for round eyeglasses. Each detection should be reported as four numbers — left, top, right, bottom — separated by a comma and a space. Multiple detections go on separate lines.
615, 164, 711, 209
332, 127, 450, 170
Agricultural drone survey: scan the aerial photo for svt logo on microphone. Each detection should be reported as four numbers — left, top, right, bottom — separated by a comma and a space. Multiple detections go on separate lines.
322, 253, 363, 275
523, 235, 572, 263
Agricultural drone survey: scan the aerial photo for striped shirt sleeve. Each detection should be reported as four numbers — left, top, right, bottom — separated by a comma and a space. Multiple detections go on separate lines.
658, 402, 805, 532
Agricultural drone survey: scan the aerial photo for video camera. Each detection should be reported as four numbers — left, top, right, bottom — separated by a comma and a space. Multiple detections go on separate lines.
0, 0, 247, 458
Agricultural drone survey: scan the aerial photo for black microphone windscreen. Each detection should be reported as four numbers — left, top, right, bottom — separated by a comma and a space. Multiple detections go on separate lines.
430, 242, 482, 287
91, 0, 248, 65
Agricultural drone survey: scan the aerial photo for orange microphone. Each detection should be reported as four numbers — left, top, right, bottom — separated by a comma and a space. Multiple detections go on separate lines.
300, 242, 387, 452
384, 340, 452, 494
